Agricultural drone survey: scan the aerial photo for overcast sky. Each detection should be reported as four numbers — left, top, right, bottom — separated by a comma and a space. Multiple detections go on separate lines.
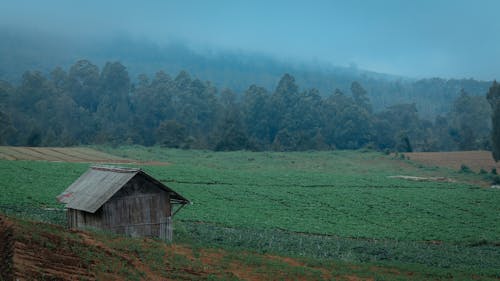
2, 0, 499, 80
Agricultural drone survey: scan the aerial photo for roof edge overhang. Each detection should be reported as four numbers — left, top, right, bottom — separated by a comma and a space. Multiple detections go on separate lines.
57, 166, 190, 214
137, 170, 190, 205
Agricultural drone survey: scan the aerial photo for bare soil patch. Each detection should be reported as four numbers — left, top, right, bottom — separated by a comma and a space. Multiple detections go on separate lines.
0, 146, 168, 166
405, 150, 500, 172
0, 215, 95, 281
388, 175, 456, 182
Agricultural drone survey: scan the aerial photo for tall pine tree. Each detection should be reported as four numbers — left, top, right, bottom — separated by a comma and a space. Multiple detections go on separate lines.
487, 81, 500, 161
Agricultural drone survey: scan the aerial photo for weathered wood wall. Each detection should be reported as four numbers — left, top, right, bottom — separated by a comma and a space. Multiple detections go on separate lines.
67, 174, 173, 240
67, 208, 104, 229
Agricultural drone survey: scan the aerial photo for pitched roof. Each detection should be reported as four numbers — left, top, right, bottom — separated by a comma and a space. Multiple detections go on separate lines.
57, 166, 189, 213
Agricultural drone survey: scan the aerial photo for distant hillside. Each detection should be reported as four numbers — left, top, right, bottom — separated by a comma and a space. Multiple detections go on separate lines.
0, 27, 492, 118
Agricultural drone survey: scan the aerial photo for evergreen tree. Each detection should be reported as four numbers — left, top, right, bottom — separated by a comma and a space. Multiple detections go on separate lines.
0, 58, 487, 153
269, 73, 299, 145
487, 81, 500, 161
351, 81, 372, 113
96, 62, 131, 143
375, 104, 421, 151
156, 119, 188, 148
0, 80, 14, 144
213, 89, 248, 151
68, 60, 100, 112
449, 89, 490, 150
242, 85, 270, 148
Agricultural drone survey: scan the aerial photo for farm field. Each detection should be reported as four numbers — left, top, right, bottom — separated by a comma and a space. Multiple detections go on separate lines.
0, 146, 499, 279
0, 146, 168, 165
4, 215, 478, 281
406, 150, 500, 173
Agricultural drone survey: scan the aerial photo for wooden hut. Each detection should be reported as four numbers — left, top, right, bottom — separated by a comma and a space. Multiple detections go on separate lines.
57, 166, 189, 241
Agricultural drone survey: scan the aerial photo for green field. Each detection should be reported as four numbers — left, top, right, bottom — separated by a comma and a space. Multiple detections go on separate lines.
1, 146, 499, 278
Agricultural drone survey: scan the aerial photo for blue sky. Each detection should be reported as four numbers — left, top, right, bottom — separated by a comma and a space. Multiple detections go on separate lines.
2, 0, 499, 80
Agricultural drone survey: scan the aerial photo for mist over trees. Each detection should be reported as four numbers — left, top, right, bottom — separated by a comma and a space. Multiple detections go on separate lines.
0, 60, 493, 152
0, 29, 492, 120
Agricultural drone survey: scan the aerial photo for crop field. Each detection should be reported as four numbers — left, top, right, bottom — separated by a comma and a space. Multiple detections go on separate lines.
0, 146, 168, 165
4, 215, 475, 281
406, 150, 500, 173
0, 146, 499, 279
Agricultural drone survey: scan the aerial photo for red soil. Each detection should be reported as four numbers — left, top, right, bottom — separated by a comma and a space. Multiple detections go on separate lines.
406, 150, 500, 172
0, 216, 94, 281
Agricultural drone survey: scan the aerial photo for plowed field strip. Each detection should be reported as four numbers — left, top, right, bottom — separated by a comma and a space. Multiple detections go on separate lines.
406, 151, 500, 172
25, 147, 68, 161
0, 147, 33, 160
0, 150, 18, 160
0, 146, 168, 166
39, 148, 86, 162
0, 146, 127, 162
69, 147, 127, 160
10, 147, 53, 160
52, 148, 102, 161
14, 147, 55, 160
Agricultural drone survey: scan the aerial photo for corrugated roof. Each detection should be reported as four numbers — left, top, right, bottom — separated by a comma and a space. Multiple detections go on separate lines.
57, 166, 189, 213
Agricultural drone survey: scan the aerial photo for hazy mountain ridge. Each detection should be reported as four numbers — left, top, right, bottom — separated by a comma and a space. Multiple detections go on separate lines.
0, 27, 492, 118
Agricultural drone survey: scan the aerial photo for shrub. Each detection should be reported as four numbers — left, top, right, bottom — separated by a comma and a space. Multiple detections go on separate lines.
490, 175, 500, 185
459, 164, 472, 173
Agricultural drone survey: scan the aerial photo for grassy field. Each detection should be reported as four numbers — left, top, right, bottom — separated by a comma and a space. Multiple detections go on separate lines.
1, 146, 499, 279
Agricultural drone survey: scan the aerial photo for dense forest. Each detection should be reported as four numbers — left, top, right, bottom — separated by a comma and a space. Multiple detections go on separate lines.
0, 59, 492, 152
0, 29, 492, 120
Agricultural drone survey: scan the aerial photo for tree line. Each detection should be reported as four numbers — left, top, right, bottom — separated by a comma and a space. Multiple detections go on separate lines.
0, 60, 493, 152
2, 30, 492, 120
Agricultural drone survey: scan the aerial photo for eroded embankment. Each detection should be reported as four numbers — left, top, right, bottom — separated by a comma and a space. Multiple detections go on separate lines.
0, 215, 95, 281
0, 216, 14, 281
